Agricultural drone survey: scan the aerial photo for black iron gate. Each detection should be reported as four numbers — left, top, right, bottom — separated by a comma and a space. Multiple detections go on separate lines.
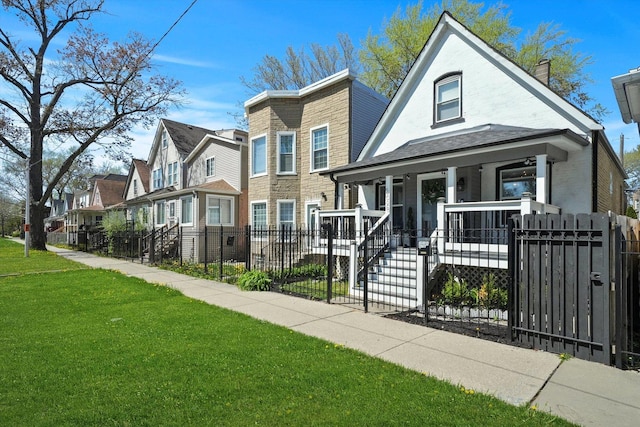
510, 214, 612, 364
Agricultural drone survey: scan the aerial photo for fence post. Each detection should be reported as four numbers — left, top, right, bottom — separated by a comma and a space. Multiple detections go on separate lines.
178, 226, 182, 266
614, 224, 623, 369
245, 225, 251, 271
150, 228, 155, 263
363, 221, 369, 313
507, 216, 516, 342
219, 225, 224, 279
204, 225, 208, 274
325, 223, 333, 304
280, 224, 285, 273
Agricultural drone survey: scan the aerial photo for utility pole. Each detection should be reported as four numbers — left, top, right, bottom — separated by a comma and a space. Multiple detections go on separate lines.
24, 159, 30, 257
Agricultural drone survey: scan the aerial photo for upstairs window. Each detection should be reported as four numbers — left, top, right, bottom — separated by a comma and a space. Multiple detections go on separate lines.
277, 132, 296, 174
251, 135, 267, 176
311, 126, 328, 172
435, 74, 461, 123
152, 168, 163, 190
206, 157, 215, 177
133, 179, 138, 197
162, 129, 168, 148
167, 161, 178, 186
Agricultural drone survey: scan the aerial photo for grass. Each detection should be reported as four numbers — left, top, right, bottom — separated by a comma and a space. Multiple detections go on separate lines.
0, 237, 88, 275
0, 238, 572, 426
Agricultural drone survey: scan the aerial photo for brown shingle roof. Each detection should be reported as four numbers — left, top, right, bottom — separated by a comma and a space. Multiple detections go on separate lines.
132, 159, 150, 193
95, 179, 126, 207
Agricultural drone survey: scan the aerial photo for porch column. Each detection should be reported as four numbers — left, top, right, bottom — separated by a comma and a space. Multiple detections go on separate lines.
385, 175, 393, 230
447, 167, 457, 203
336, 184, 344, 209
535, 154, 547, 204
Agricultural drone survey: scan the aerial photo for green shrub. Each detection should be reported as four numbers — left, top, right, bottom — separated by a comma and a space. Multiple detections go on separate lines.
626, 205, 637, 219
477, 274, 508, 310
440, 273, 474, 306
237, 270, 271, 291
270, 264, 327, 281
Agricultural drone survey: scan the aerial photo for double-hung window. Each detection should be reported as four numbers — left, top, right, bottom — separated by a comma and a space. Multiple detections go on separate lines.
251, 135, 267, 176
206, 196, 233, 226
435, 74, 461, 123
277, 200, 295, 231
156, 201, 165, 225
152, 168, 163, 190
206, 157, 215, 177
251, 201, 267, 239
277, 132, 296, 174
167, 161, 178, 186
180, 196, 193, 225
161, 129, 168, 148
311, 126, 328, 172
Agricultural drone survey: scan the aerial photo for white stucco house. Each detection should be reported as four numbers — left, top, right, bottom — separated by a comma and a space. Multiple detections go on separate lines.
314, 12, 626, 307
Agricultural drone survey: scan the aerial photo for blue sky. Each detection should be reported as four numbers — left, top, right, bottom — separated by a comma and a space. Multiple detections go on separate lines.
3, 0, 640, 163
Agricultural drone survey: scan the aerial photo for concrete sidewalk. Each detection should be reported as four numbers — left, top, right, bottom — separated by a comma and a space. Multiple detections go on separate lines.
35, 244, 640, 426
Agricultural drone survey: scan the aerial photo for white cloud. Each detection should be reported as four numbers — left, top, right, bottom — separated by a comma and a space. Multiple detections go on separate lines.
153, 54, 217, 68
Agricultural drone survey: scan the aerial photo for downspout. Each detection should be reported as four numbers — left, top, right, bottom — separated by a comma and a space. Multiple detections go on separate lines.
329, 173, 339, 209
592, 130, 599, 213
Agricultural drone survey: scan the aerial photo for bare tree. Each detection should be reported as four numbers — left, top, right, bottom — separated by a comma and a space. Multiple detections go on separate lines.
0, 0, 184, 250
241, 33, 360, 95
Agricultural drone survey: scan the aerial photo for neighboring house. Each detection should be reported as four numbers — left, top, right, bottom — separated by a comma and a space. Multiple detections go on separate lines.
126, 118, 248, 262
122, 158, 152, 228
316, 12, 626, 306
612, 66, 640, 136
66, 174, 127, 243
44, 192, 73, 232
244, 69, 388, 232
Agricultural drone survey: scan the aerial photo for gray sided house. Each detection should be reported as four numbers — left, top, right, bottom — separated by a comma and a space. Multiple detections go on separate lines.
315, 12, 626, 308
122, 118, 248, 263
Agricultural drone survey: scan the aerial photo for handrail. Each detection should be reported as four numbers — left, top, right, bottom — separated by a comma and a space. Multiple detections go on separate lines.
356, 213, 390, 283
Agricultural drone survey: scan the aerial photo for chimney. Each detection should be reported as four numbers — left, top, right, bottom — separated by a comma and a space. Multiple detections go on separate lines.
534, 59, 550, 86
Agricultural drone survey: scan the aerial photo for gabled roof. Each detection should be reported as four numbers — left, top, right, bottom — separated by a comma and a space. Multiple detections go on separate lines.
161, 118, 219, 158
184, 133, 245, 164
94, 179, 126, 207
124, 158, 150, 196
358, 12, 603, 161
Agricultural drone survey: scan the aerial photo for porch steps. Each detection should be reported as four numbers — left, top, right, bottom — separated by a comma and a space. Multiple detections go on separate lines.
361, 247, 418, 309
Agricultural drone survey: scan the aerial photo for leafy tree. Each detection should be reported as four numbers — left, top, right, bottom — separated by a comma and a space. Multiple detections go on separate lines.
241, 33, 360, 95
0, 193, 22, 237
624, 147, 640, 190
360, 0, 606, 120
0, 0, 184, 250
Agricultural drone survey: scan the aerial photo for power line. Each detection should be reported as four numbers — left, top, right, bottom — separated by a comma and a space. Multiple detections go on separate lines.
147, 0, 199, 58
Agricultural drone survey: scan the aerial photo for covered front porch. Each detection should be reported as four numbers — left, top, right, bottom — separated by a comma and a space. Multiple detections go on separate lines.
312, 125, 587, 305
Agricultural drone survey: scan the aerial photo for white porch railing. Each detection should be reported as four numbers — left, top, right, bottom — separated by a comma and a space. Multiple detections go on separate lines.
436, 193, 560, 259
313, 205, 386, 251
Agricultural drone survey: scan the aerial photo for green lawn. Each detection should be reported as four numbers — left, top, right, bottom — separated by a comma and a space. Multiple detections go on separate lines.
0, 238, 571, 426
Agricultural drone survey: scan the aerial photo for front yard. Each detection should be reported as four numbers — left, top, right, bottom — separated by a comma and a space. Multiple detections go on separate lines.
0, 238, 570, 425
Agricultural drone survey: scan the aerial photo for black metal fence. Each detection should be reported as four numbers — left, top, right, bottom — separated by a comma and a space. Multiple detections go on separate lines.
615, 225, 640, 370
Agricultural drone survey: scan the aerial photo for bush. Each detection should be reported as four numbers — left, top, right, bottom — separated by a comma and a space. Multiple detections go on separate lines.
237, 270, 271, 291
626, 205, 637, 219
440, 273, 474, 306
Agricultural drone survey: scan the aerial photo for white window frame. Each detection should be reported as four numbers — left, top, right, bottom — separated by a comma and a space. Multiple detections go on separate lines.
435, 74, 461, 123
180, 196, 193, 226
152, 168, 163, 190
277, 131, 296, 175
277, 199, 296, 230
206, 156, 215, 177
162, 128, 168, 148
310, 124, 329, 173
251, 134, 267, 177
155, 200, 166, 226
167, 161, 178, 186
251, 200, 268, 240
206, 195, 234, 226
